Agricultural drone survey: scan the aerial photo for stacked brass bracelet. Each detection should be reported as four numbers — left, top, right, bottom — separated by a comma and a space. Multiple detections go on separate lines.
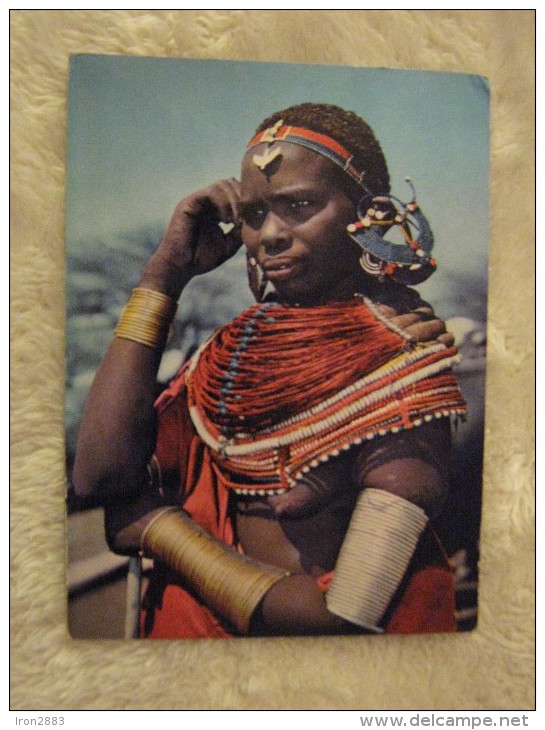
115, 287, 178, 349
141, 507, 289, 634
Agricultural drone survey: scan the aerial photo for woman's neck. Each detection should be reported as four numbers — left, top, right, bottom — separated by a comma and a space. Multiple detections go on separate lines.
274, 271, 385, 307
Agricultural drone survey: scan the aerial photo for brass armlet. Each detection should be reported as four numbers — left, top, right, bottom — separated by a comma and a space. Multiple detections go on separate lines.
115, 287, 178, 349
141, 508, 289, 634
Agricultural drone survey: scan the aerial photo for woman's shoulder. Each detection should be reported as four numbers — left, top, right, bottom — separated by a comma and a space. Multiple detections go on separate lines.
365, 281, 431, 315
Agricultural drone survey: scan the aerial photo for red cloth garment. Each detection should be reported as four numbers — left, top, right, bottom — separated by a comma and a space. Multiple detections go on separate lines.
141, 541, 456, 638
385, 567, 456, 634
141, 378, 457, 638
141, 575, 233, 639
142, 569, 456, 638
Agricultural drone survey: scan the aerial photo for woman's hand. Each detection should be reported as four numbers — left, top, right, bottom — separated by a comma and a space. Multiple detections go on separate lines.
376, 303, 455, 347
142, 178, 244, 297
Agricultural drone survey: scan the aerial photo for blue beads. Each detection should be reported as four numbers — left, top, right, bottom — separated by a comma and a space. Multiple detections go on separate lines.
217, 307, 273, 421
255, 302, 273, 318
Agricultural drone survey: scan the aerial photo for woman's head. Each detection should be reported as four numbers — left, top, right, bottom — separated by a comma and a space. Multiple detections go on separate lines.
240, 142, 363, 305
239, 103, 390, 305
240, 102, 436, 299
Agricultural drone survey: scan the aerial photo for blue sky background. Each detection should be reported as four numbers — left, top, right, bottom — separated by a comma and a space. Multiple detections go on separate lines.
67, 55, 489, 321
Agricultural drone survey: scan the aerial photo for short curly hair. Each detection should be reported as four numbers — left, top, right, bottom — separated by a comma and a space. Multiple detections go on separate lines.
255, 102, 390, 196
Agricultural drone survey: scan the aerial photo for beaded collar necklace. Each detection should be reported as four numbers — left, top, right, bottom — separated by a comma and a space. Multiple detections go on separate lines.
183, 297, 466, 495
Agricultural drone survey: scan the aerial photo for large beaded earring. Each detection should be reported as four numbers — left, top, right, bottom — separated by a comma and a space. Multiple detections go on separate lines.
346, 180, 436, 286
359, 251, 387, 281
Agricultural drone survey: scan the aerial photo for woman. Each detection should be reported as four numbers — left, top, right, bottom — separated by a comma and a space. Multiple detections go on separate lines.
73, 103, 465, 637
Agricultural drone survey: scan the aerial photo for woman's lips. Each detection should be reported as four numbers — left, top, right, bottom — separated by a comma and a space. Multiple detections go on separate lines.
261, 258, 302, 282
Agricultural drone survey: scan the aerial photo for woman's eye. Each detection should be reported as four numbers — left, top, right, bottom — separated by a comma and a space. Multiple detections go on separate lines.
286, 199, 320, 221
240, 199, 319, 228
241, 205, 267, 228
291, 200, 309, 208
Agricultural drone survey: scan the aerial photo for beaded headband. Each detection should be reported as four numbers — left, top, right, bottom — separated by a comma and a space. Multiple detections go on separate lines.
246, 119, 368, 188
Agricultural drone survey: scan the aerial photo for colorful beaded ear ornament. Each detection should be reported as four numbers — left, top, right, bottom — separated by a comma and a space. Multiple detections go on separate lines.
347, 179, 436, 286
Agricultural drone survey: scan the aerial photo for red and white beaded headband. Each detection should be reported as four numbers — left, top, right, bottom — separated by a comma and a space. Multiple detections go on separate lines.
246, 119, 368, 188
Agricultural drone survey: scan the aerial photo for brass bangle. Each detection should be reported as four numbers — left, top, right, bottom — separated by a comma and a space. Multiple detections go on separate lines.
141, 508, 289, 634
115, 287, 178, 349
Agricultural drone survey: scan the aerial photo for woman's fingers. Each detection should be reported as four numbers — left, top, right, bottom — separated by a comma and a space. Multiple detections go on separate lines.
211, 178, 242, 223
404, 319, 449, 342
379, 306, 455, 345
157, 179, 244, 275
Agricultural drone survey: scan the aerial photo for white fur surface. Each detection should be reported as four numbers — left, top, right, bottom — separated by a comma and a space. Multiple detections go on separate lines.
10, 10, 534, 710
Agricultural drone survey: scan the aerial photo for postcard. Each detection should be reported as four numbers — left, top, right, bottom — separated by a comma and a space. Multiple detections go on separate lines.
66, 55, 488, 639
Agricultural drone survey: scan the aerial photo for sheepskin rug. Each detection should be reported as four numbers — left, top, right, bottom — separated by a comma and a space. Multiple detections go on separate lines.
10, 10, 534, 711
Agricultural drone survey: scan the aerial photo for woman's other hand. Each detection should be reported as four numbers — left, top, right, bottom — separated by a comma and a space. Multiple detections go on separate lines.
142, 179, 244, 298
376, 303, 455, 347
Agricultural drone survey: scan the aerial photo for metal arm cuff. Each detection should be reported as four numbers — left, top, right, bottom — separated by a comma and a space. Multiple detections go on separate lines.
326, 488, 428, 631
141, 507, 289, 634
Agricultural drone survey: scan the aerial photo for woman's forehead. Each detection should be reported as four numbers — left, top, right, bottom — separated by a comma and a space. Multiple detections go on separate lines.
240, 142, 340, 192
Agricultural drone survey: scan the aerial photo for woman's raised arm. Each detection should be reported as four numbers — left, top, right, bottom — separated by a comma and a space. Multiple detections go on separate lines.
72, 179, 243, 499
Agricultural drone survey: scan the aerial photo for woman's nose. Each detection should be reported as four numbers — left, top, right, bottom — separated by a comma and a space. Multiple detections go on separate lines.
259, 212, 292, 256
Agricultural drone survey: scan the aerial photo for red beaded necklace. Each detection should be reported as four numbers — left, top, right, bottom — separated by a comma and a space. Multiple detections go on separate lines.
184, 296, 466, 493
190, 298, 404, 434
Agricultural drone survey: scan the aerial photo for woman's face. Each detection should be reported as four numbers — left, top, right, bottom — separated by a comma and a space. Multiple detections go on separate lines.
239, 143, 363, 306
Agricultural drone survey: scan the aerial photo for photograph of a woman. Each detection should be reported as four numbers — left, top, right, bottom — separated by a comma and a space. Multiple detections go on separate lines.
66, 57, 488, 639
